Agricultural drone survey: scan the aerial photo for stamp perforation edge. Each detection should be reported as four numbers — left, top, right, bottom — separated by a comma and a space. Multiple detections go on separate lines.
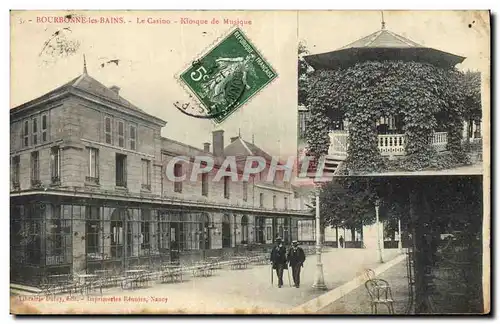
174, 25, 279, 125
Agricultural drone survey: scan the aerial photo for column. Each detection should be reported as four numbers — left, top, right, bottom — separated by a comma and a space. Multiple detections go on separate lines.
71, 205, 86, 275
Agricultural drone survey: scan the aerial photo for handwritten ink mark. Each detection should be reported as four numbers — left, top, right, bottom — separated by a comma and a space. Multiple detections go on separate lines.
100, 59, 120, 68
39, 27, 76, 57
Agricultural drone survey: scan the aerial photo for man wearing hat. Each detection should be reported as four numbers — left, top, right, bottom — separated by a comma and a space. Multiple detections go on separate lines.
287, 240, 306, 288
270, 236, 287, 288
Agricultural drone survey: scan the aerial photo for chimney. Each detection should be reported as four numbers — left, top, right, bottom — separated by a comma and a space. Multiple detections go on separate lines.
212, 130, 224, 156
230, 136, 239, 143
110, 85, 121, 94
203, 142, 211, 153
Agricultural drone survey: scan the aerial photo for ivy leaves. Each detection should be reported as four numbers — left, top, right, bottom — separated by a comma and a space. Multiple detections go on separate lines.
304, 60, 480, 173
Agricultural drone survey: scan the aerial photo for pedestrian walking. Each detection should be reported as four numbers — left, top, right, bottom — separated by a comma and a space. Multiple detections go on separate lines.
287, 240, 306, 288
270, 237, 287, 288
339, 235, 344, 248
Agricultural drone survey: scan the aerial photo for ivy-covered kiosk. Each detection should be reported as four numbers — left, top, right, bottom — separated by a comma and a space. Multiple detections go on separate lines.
303, 22, 481, 174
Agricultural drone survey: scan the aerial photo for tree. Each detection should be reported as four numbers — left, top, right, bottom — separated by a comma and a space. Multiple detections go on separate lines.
298, 41, 313, 107
461, 70, 482, 141
316, 178, 377, 241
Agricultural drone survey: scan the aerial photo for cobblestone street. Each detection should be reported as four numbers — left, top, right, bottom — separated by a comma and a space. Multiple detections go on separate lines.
12, 248, 402, 314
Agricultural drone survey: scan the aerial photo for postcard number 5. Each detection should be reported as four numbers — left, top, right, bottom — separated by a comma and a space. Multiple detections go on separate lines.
191, 66, 209, 82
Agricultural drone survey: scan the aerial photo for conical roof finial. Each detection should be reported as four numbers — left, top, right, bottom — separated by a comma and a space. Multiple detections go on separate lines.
381, 11, 386, 30
83, 54, 88, 74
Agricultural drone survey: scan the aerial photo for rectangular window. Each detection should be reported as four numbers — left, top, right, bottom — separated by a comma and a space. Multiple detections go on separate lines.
12, 156, 20, 188
224, 176, 230, 199
23, 120, 29, 147
260, 193, 264, 208
86, 147, 99, 184
50, 146, 61, 183
141, 159, 151, 190
116, 153, 127, 187
273, 195, 277, 209
41, 114, 48, 142
201, 173, 208, 196
104, 117, 112, 144
85, 206, 100, 255
243, 181, 248, 202
284, 197, 288, 210
118, 121, 124, 148
174, 163, 182, 193
30, 151, 40, 186
32, 117, 38, 145
130, 125, 136, 150
46, 206, 68, 265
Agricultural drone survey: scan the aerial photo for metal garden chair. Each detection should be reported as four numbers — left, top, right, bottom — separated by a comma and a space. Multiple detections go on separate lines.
365, 278, 395, 314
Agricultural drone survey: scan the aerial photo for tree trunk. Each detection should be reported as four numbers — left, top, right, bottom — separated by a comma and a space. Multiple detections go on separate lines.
335, 226, 339, 248
350, 228, 355, 242
412, 180, 433, 314
467, 119, 472, 143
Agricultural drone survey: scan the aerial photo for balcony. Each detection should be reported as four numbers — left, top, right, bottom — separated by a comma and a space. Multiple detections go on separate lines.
328, 130, 448, 159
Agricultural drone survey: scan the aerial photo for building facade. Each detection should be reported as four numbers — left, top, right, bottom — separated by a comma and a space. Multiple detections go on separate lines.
10, 69, 311, 285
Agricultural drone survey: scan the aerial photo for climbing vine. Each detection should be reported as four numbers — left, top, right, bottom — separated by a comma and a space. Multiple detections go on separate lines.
305, 60, 478, 173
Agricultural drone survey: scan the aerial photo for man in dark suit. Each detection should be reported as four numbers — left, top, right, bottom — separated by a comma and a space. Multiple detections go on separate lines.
270, 237, 287, 288
287, 240, 306, 288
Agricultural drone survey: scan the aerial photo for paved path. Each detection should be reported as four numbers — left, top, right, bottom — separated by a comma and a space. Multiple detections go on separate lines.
11, 248, 401, 314
321, 255, 410, 314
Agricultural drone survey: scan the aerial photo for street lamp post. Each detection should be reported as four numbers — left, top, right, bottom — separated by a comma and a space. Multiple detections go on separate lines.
398, 218, 403, 254
375, 198, 384, 263
312, 188, 327, 290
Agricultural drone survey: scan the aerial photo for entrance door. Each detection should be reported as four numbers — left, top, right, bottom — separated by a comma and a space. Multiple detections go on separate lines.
222, 214, 231, 248
200, 214, 211, 250
110, 209, 124, 260
169, 222, 183, 263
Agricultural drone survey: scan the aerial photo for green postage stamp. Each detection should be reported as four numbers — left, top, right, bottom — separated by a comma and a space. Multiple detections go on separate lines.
178, 28, 277, 124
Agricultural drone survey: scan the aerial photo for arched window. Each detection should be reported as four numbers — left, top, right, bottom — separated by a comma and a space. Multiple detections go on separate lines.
199, 213, 211, 250
222, 214, 231, 248
241, 215, 249, 244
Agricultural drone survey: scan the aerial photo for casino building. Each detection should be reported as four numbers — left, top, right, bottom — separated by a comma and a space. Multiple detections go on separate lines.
10, 64, 311, 285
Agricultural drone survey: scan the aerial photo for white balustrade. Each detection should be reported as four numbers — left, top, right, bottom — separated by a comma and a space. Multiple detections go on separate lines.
329, 131, 448, 158
328, 131, 348, 158
378, 134, 406, 156
431, 132, 448, 152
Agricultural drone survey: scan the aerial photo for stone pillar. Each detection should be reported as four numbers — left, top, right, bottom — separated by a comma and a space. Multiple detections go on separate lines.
102, 207, 112, 258
131, 210, 140, 257
71, 205, 86, 275
150, 218, 158, 254
248, 215, 255, 243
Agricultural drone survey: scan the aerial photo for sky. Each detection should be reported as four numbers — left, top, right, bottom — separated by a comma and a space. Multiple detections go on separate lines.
298, 10, 490, 74
10, 10, 299, 157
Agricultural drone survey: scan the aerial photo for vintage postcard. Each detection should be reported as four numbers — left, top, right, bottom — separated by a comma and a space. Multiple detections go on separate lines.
9, 10, 490, 315
297, 11, 490, 178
